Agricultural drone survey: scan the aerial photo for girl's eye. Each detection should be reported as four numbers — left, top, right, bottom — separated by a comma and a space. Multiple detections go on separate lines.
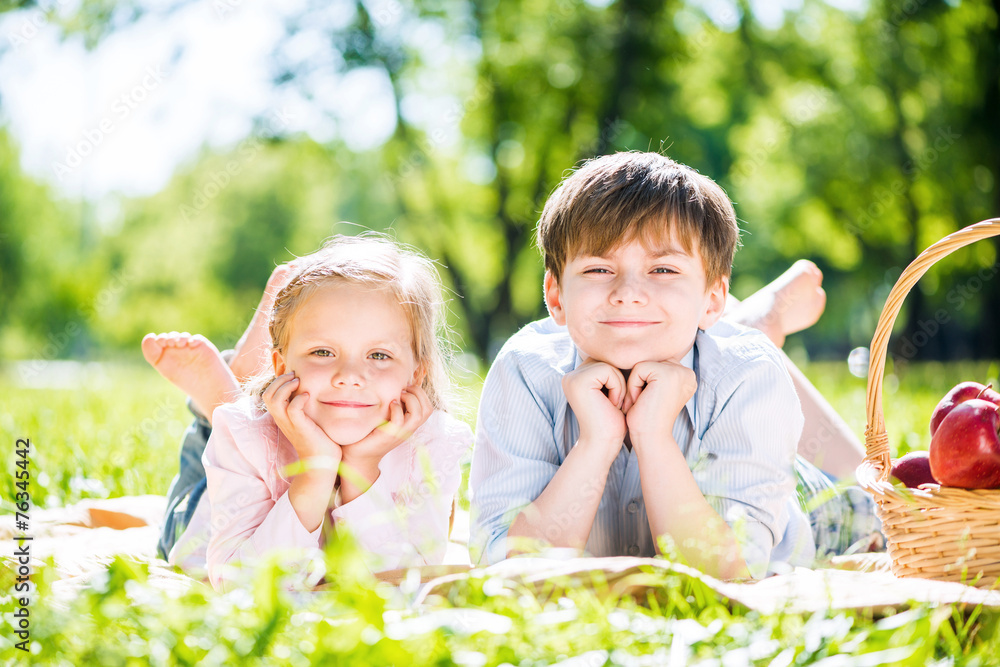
312, 349, 332, 357
370, 352, 391, 361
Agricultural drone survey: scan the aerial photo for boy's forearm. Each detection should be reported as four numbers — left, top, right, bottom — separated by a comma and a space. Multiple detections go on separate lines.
633, 435, 750, 580
507, 438, 617, 556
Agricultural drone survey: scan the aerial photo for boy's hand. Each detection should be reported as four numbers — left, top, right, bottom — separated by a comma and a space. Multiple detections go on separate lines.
562, 359, 627, 461
340, 384, 433, 470
264, 373, 343, 465
623, 361, 697, 448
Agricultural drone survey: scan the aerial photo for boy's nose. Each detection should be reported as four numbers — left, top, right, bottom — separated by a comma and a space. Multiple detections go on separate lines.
609, 274, 648, 305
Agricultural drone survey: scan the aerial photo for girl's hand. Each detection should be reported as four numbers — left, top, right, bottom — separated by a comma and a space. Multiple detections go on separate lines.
341, 384, 433, 469
338, 385, 433, 505
263, 372, 343, 464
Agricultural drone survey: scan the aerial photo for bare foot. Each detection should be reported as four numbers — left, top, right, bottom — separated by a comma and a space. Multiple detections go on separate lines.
141, 332, 241, 424
228, 261, 303, 383
729, 260, 826, 348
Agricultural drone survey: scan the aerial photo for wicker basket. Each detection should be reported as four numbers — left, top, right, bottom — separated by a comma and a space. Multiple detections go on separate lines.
857, 218, 1000, 589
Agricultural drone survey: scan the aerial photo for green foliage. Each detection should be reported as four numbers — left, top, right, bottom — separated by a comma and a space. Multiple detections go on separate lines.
3, 0, 999, 361
4, 536, 1000, 664
3, 362, 1000, 664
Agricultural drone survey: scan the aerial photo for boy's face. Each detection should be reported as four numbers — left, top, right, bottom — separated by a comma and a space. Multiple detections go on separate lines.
544, 237, 727, 371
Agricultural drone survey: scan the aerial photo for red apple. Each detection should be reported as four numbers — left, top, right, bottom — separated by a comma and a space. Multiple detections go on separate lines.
929, 399, 1000, 489
929, 382, 1000, 436
890, 451, 938, 487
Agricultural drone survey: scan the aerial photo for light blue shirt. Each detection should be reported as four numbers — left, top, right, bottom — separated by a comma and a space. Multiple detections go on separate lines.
470, 318, 815, 578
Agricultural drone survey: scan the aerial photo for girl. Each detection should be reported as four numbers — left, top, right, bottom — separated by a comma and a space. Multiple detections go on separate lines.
151, 235, 473, 591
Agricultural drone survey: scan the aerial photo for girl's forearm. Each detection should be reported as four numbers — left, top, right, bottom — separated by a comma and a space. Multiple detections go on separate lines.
633, 437, 750, 580
338, 455, 381, 505
288, 470, 337, 532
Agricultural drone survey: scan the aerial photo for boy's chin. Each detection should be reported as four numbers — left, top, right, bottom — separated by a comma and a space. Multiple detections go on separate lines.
585, 348, 683, 372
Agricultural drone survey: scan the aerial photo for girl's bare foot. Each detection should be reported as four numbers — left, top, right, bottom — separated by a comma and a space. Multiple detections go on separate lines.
141, 332, 241, 424
228, 261, 301, 383
729, 260, 826, 348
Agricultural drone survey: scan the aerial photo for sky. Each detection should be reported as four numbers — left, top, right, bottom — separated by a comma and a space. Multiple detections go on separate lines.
0, 0, 399, 202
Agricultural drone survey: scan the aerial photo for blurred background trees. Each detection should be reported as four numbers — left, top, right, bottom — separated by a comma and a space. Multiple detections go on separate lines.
1, 0, 997, 365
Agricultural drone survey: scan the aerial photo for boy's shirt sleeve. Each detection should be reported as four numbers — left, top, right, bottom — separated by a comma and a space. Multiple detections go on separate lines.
470, 347, 563, 566
691, 350, 807, 579
204, 405, 323, 592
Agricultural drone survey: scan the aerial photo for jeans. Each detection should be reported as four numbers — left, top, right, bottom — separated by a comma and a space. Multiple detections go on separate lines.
157, 403, 211, 560
796, 456, 884, 558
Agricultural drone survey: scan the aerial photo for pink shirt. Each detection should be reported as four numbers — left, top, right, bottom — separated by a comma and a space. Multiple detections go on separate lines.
169, 401, 472, 592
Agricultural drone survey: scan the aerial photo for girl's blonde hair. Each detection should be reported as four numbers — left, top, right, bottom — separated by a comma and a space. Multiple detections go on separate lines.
247, 234, 452, 412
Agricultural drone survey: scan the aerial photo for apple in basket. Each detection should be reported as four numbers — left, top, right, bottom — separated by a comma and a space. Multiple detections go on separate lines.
890, 451, 938, 488
929, 398, 1000, 489
929, 381, 1000, 436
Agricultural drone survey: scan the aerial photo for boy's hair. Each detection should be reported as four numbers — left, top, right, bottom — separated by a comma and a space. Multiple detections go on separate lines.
247, 234, 452, 411
537, 151, 741, 285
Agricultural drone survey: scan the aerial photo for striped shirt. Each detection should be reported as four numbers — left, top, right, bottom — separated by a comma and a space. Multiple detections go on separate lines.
470, 318, 815, 578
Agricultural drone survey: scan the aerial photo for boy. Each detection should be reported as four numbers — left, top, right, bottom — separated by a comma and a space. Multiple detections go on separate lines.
470, 151, 877, 579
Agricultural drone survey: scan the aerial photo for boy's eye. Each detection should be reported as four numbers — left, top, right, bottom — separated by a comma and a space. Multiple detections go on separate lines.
369, 351, 391, 361
652, 267, 678, 274
583, 268, 611, 274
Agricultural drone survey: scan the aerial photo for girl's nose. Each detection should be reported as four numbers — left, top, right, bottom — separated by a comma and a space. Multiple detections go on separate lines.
332, 360, 365, 387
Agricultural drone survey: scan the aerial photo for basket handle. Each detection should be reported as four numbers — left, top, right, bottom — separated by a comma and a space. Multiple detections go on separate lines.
864, 218, 1000, 481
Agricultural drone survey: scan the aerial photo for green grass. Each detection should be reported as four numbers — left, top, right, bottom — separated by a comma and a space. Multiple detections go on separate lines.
2, 360, 1000, 665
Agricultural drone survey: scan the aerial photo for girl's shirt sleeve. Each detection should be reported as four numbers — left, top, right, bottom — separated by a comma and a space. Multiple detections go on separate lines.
330, 410, 472, 571
204, 404, 323, 592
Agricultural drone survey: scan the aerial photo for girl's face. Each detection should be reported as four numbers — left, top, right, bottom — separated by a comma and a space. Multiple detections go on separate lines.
272, 281, 422, 446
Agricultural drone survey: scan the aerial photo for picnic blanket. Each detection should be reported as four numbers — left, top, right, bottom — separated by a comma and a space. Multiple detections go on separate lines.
4, 495, 999, 614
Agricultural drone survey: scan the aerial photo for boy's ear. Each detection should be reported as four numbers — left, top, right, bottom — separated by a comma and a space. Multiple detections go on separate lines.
272, 349, 287, 377
543, 270, 567, 326
698, 276, 729, 330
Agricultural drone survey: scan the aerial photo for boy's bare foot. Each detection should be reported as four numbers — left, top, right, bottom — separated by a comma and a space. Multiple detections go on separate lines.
729, 260, 826, 348
141, 332, 241, 424
229, 261, 302, 383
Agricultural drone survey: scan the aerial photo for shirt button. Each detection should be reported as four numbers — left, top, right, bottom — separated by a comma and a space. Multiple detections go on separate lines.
627, 501, 639, 514
628, 545, 640, 557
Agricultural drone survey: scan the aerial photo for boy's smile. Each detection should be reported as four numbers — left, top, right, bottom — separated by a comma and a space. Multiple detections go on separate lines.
544, 237, 727, 371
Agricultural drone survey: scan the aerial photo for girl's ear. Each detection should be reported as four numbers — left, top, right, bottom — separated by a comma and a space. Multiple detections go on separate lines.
698, 276, 729, 330
411, 363, 427, 387
272, 349, 287, 376
543, 270, 567, 326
